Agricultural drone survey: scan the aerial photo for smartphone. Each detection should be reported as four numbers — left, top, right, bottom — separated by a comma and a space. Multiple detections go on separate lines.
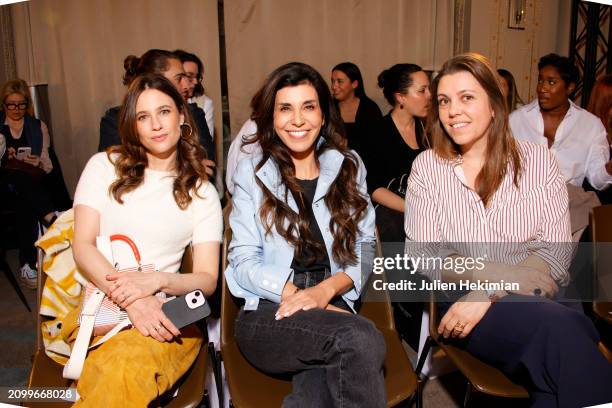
16, 146, 31, 160
162, 290, 211, 329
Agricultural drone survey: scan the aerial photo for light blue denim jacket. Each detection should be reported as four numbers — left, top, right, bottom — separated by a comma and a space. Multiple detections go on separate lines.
224, 147, 376, 312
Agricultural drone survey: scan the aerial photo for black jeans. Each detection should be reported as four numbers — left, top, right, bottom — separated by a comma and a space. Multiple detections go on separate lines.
1, 169, 54, 266
235, 302, 387, 407
292, 269, 351, 312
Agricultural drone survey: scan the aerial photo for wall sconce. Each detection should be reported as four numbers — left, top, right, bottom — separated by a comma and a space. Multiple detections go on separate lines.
508, 0, 526, 30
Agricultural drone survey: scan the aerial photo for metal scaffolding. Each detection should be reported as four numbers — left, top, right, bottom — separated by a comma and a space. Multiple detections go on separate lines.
569, 0, 611, 107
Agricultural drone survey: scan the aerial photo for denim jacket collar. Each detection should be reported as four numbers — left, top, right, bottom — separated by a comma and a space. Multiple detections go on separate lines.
255, 146, 345, 213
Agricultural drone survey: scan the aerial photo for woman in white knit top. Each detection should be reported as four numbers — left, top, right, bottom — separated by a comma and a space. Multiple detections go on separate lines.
72, 74, 222, 406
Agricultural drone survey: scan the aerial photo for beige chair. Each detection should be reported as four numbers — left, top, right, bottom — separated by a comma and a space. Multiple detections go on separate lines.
590, 205, 612, 362
415, 292, 529, 406
219, 221, 420, 407
28, 246, 209, 408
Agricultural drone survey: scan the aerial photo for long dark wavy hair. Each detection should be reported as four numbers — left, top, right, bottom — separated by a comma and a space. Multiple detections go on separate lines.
108, 74, 208, 209
249, 62, 368, 267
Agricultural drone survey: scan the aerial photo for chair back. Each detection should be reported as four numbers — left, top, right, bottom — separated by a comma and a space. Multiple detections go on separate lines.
590, 205, 612, 324
359, 235, 396, 330
220, 204, 239, 349
590, 205, 612, 241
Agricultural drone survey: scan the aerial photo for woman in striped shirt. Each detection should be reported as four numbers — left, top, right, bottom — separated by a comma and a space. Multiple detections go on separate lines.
405, 53, 612, 407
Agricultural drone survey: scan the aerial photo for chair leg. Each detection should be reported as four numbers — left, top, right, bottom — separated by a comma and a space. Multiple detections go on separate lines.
208, 342, 224, 408
0, 250, 31, 312
463, 381, 473, 408
415, 376, 424, 408
414, 336, 433, 380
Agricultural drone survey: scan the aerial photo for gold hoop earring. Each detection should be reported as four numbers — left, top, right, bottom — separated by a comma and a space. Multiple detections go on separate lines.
180, 122, 193, 139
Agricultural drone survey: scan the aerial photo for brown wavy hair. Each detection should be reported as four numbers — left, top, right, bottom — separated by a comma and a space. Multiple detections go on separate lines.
249, 62, 368, 267
108, 74, 208, 209
429, 53, 522, 207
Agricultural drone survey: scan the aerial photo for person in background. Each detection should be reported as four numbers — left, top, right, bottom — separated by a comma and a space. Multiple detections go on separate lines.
225, 89, 264, 195
331, 62, 382, 160
585, 74, 612, 205
73, 74, 222, 406
364, 63, 431, 243
509, 54, 612, 191
225, 62, 385, 407
174, 49, 214, 139
0, 79, 58, 288
98, 49, 216, 166
225, 118, 258, 195
497, 68, 524, 112
406, 52, 612, 407
0, 133, 5, 160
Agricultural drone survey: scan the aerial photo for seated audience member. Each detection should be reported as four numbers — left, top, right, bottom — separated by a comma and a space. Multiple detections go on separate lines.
174, 49, 214, 138
331, 62, 382, 160
225, 118, 258, 195
0, 79, 58, 288
72, 74, 222, 406
225, 62, 385, 407
225, 88, 265, 195
497, 68, 524, 112
509, 54, 612, 191
585, 74, 612, 204
364, 64, 431, 243
98, 49, 215, 164
405, 53, 612, 407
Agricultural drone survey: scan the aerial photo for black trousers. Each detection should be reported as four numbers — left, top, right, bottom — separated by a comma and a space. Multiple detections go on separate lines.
444, 294, 612, 407
1, 169, 54, 266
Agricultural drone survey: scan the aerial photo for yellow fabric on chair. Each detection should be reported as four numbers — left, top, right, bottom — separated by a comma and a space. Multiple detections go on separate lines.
35, 208, 87, 365
73, 326, 203, 407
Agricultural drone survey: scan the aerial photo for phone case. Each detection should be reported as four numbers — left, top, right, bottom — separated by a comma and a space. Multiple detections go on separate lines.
162, 290, 211, 329
16, 147, 31, 160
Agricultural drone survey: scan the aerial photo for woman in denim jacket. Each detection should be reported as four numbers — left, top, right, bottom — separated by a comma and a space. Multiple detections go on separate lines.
225, 62, 386, 407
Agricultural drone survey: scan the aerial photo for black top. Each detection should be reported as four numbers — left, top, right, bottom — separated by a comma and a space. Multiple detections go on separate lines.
363, 113, 425, 196
98, 103, 215, 161
341, 96, 383, 163
290, 177, 331, 274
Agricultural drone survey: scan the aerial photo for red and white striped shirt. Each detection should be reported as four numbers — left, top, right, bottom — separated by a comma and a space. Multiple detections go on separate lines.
404, 140, 572, 285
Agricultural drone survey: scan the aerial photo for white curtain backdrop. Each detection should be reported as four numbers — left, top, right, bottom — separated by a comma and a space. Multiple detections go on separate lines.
9, 0, 453, 192
10, 0, 221, 193
224, 0, 454, 136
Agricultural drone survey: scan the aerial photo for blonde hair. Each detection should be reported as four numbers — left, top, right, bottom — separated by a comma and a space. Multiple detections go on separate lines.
1, 79, 34, 116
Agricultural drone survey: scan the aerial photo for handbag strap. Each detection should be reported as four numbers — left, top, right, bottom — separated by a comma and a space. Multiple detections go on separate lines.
63, 235, 138, 380
63, 288, 105, 380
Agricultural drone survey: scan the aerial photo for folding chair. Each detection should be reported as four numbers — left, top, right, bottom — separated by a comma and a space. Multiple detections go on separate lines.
28, 244, 210, 408
415, 293, 529, 407
219, 222, 420, 407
